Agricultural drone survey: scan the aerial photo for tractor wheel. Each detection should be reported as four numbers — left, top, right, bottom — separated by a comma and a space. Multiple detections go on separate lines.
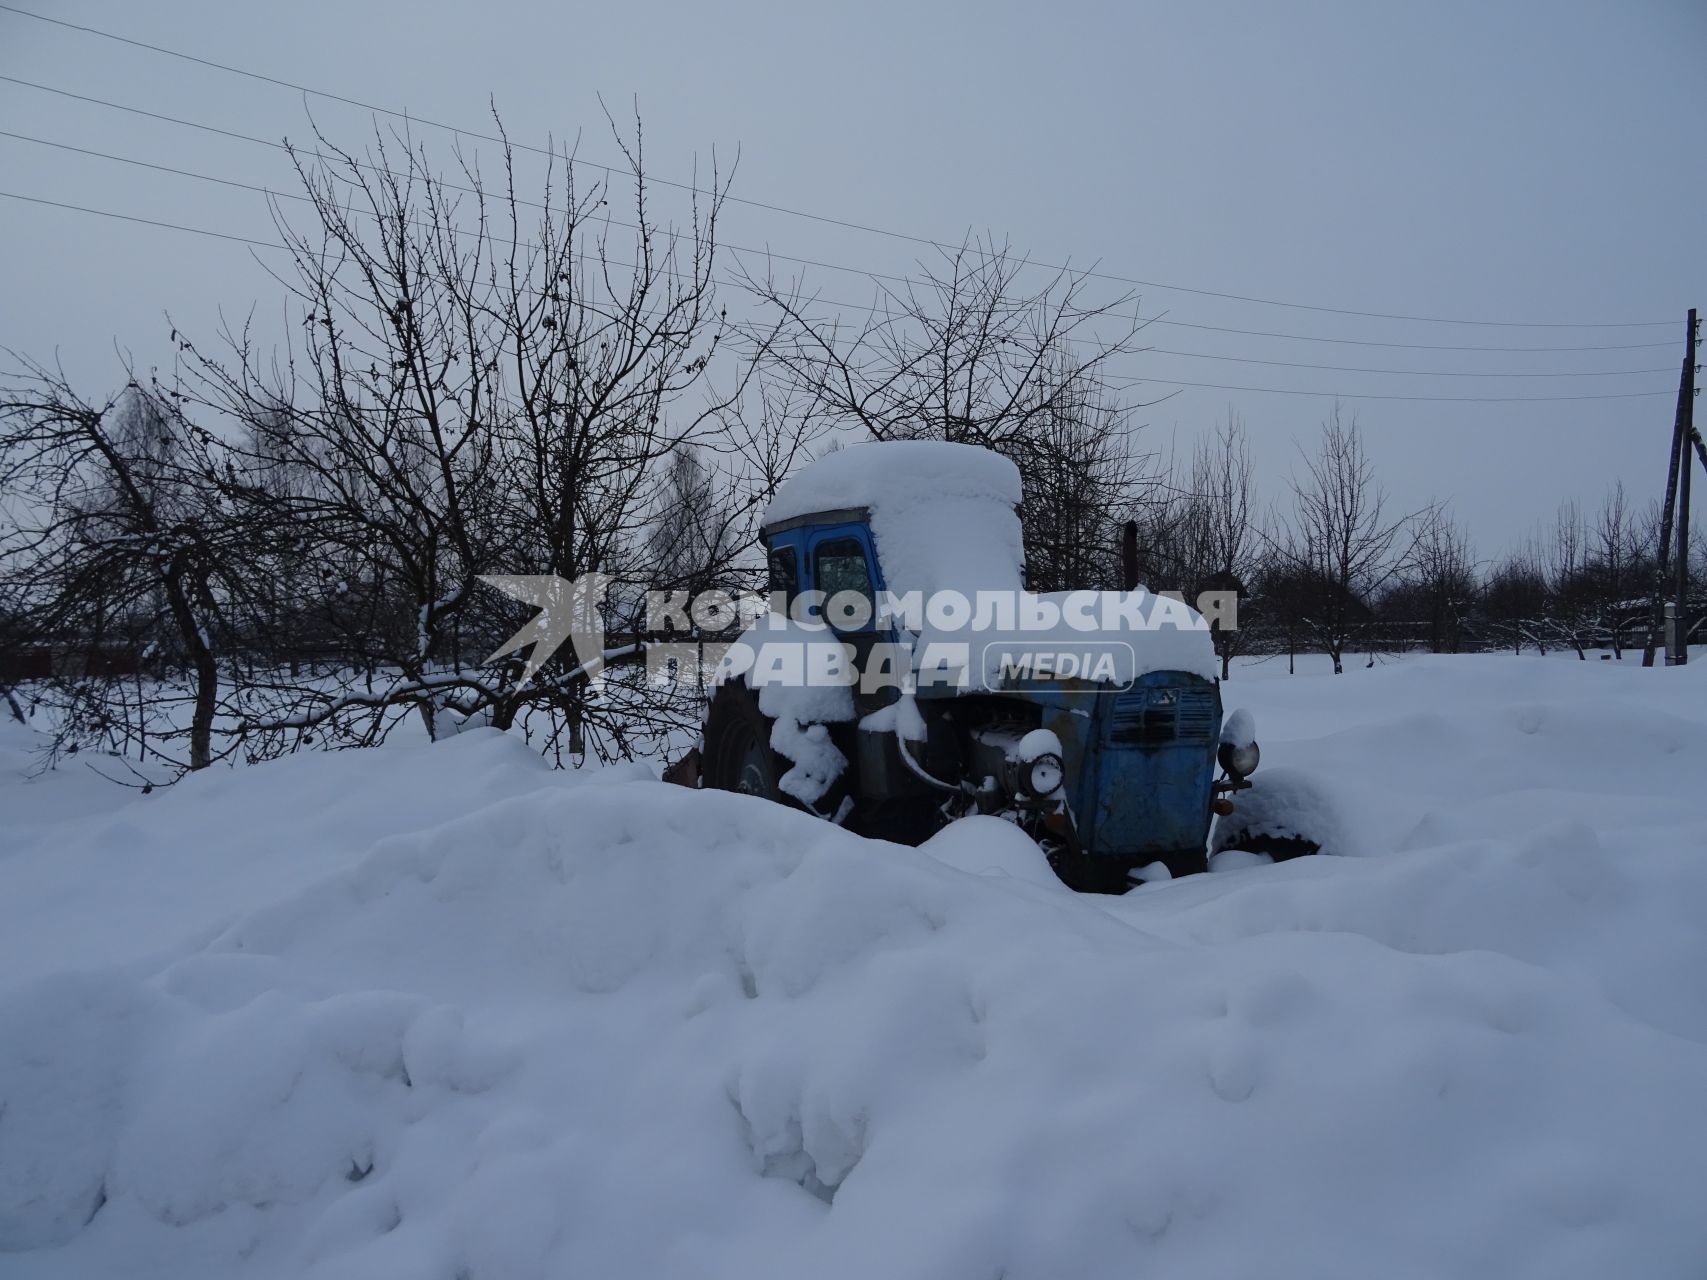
1048, 849, 1138, 895
702, 681, 785, 801
1213, 831, 1321, 863
853, 797, 944, 846
1210, 769, 1330, 863
1033, 817, 1162, 895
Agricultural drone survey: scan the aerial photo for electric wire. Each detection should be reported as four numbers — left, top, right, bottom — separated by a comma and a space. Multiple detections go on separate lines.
0, 132, 1674, 381
0, 188, 1679, 404
0, 2, 1679, 330
0, 74, 1682, 356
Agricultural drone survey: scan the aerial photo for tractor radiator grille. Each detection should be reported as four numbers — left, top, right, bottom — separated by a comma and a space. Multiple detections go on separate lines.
1110, 686, 1217, 747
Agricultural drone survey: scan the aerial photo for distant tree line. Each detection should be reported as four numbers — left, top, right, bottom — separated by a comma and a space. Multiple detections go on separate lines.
1135, 413, 1703, 675
0, 112, 1698, 780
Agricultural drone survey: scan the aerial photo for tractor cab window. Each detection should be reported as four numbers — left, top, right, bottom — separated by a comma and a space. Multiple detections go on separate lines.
767, 545, 799, 611
812, 536, 877, 631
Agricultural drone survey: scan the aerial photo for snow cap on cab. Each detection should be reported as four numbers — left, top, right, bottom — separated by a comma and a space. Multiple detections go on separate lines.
763, 441, 1021, 529
763, 441, 1026, 601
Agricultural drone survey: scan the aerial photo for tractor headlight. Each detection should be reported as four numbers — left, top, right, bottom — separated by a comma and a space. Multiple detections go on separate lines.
1024, 752, 1065, 797
1218, 739, 1260, 779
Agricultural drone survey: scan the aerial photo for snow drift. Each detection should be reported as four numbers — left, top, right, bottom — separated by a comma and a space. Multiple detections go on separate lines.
3, 654, 1707, 1278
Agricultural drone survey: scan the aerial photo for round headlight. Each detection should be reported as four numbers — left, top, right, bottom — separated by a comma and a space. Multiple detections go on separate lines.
1218, 740, 1260, 778
1024, 752, 1065, 797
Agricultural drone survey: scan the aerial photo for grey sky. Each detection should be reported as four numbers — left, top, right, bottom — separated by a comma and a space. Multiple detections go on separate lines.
2, 0, 1702, 556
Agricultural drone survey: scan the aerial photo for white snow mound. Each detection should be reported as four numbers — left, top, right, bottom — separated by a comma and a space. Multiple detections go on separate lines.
2, 654, 1707, 1278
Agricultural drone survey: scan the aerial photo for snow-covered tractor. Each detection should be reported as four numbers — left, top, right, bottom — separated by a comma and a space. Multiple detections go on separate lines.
690, 442, 1309, 892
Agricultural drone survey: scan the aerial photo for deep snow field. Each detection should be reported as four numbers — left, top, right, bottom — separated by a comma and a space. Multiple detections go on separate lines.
3, 652, 1707, 1279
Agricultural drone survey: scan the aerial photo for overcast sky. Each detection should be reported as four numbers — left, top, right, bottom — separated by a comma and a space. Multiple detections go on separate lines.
2, 0, 1703, 555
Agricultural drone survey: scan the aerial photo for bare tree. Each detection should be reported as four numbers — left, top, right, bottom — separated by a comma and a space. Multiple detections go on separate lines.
0, 584, 32, 725
742, 237, 1157, 584
1140, 414, 1262, 674
1483, 544, 1548, 655
1541, 499, 1594, 659
184, 109, 780, 763
1012, 364, 1157, 591
1591, 481, 1642, 657
1395, 503, 1478, 654
0, 365, 268, 772
1249, 540, 1314, 675
1269, 406, 1420, 674
1184, 414, 1260, 676
644, 444, 746, 602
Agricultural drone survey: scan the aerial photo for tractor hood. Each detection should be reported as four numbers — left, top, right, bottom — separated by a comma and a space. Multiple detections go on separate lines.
721, 589, 1218, 701
920, 589, 1219, 691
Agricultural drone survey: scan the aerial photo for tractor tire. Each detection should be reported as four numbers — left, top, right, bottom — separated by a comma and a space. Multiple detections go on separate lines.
702, 681, 786, 802
1213, 831, 1321, 863
1210, 769, 1331, 863
852, 797, 944, 846
1048, 849, 1140, 895
702, 682, 853, 822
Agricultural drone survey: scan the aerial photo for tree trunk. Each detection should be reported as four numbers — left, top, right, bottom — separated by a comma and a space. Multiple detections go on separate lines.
163, 562, 217, 771
417, 698, 439, 742
190, 646, 217, 770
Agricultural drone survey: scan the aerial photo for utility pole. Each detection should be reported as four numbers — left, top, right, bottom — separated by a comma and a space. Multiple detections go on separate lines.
1672, 307, 1699, 665
1644, 308, 1697, 666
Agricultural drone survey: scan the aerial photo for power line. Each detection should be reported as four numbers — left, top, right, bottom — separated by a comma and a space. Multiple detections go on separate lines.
0, 2, 1679, 332
1108, 375, 1671, 403
1144, 317, 1674, 354
0, 186, 732, 305
0, 125, 895, 339
0, 186, 1680, 406
1139, 346, 1668, 379
2, 129, 1679, 385
0, 187, 284, 250
0, 124, 790, 319
0, 127, 299, 205
0, 73, 1138, 342
0, 75, 1682, 358
0, 75, 312, 171
0, 88, 1686, 370
0, 80, 956, 302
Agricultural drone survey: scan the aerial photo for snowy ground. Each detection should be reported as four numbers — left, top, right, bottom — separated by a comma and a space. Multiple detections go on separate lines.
2, 652, 1706, 1278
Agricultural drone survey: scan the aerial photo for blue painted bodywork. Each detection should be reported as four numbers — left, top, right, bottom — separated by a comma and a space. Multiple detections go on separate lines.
768, 521, 886, 625
974, 674, 1222, 861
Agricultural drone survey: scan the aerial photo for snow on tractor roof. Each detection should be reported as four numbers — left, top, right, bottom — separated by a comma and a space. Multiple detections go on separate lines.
757, 439, 1217, 687
764, 441, 1026, 600
763, 440, 1022, 527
